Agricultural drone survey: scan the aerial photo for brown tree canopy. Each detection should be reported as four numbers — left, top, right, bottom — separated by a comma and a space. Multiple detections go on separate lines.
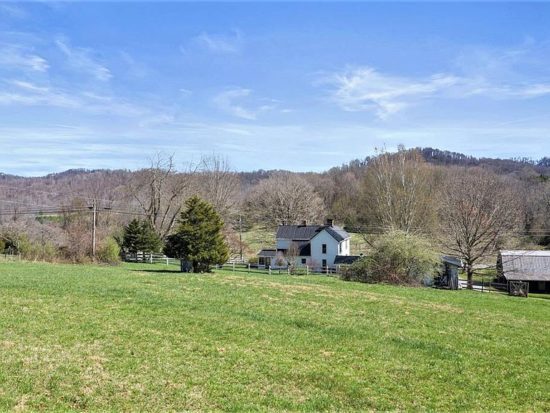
127, 154, 196, 240
439, 167, 523, 289
244, 172, 326, 229
361, 148, 439, 234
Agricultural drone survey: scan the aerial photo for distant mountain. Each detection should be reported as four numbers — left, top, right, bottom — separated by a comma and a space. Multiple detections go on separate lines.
417, 147, 550, 176
1, 148, 549, 181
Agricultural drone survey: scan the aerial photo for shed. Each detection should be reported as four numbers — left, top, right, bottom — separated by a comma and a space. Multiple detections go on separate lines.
437, 256, 462, 290
497, 250, 550, 293
257, 249, 276, 267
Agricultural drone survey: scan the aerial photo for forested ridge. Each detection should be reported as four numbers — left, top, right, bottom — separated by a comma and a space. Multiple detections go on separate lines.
1, 148, 549, 263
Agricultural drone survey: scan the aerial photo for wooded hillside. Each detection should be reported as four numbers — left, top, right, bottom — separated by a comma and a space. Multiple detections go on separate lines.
1, 148, 549, 262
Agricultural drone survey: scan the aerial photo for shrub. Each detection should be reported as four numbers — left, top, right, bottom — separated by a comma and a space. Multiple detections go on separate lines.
340, 257, 369, 282
98, 237, 121, 264
0, 239, 5, 253
341, 231, 439, 285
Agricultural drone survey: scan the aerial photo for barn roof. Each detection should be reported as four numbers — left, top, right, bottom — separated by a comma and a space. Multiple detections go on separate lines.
499, 250, 550, 281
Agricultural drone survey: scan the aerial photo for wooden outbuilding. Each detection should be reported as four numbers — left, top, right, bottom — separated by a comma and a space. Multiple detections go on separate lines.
497, 250, 550, 294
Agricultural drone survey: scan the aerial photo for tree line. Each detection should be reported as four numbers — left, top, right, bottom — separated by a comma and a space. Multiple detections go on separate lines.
1, 148, 549, 285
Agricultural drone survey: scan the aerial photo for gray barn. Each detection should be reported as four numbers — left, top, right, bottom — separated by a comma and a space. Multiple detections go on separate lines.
497, 250, 550, 294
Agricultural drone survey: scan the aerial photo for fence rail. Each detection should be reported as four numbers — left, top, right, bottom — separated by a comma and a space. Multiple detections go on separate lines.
458, 279, 508, 293
0, 253, 21, 262
123, 252, 178, 265
219, 262, 341, 276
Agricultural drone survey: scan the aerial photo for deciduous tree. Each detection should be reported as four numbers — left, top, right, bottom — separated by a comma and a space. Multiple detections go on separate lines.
439, 168, 522, 289
244, 173, 326, 229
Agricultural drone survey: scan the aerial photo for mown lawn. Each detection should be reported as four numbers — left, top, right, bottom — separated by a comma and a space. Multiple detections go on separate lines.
0, 261, 549, 411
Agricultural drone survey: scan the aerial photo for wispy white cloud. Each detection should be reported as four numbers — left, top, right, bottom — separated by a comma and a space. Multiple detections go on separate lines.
138, 114, 176, 128
191, 29, 243, 54
0, 4, 27, 19
0, 79, 80, 107
0, 79, 149, 117
321, 67, 462, 119
56, 38, 112, 81
0, 43, 49, 72
321, 63, 550, 119
212, 87, 277, 120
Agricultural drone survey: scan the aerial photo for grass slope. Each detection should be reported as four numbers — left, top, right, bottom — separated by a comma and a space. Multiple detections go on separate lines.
0, 261, 549, 411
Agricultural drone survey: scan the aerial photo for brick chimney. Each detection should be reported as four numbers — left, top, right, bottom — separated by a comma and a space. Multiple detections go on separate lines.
326, 218, 334, 227
301, 220, 307, 226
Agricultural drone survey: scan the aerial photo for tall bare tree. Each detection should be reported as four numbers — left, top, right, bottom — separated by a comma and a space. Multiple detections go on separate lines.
244, 172, 326, 229
439, 168, 522, 289
197, 154, 240, 220
362, 147, 437, 234
128, 154, 196, 240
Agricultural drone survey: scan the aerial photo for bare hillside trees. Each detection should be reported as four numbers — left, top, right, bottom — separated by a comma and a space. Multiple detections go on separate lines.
245, 173, 326, 228
439, 168, 522, 289
362, 148, 438, 234
128, 154, 196, 240
197, 155, 240, 220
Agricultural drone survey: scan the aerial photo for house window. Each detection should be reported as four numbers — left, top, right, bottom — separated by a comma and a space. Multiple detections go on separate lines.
322, 259, 327, 268
322, 244, 327, 254
338, 243, 341, 253
301, 258, 306, 264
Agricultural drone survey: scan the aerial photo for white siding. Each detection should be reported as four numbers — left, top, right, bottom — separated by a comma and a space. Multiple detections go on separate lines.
276, 229, 351, 269
310, 230, 340, 268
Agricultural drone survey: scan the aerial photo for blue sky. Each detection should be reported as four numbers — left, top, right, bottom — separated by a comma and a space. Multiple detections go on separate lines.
1, 2, 549, 176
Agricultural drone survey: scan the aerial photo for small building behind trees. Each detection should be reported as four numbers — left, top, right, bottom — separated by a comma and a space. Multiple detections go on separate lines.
436, 256, 462, 290
497, 250, 550, 294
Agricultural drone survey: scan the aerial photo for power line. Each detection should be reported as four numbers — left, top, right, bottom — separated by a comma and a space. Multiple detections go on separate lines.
0, 184, 124, 206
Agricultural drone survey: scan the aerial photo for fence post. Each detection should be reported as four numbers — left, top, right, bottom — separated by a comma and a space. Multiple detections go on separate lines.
306, 265, 309, 275
166, 257, 169, 266
269, 266, 272, 275
150, 253, 153, 264
233, 262, 235, 273
248, 263, 250, 274
287, 267, 290, 275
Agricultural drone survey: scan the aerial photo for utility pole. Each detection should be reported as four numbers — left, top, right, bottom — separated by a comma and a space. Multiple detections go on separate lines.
239, 215, 243, 262
89, 200, 97, 259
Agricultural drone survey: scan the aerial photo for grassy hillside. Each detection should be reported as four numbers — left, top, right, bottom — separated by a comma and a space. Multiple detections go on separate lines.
0, 261, 549, 411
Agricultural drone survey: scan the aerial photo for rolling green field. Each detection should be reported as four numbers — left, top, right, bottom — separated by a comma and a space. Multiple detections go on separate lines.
0, 261, 549, 411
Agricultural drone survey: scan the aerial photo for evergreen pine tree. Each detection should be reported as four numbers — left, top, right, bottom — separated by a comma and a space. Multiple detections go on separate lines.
164, 196, 229, 272
122, 219, 162, 261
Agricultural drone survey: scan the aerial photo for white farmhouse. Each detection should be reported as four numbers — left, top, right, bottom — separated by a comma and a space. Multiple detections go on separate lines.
258, 219, 360, 271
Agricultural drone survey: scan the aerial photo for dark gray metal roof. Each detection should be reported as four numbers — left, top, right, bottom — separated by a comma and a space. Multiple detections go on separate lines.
323, 226, 349, 242
276, 224, 350, 242
442, 255, 462, 267
257, 249, 277, 257
276, 225, 323, 240
500, 250, 550, 281
334, 255, 362, 265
